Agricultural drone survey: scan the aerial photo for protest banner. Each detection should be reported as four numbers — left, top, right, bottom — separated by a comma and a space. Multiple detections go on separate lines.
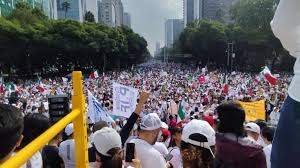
239, 100, 266, 122
113, 82, 138, 118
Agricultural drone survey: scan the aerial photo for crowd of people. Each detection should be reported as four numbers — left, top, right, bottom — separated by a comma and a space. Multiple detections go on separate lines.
0, 62, 289, 168
0, 63, 290, 126
1, 0, 299, 167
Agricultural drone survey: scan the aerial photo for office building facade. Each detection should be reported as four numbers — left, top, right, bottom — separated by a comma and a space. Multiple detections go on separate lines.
57, 0, 84, 22
183, 0, 238, 26
98, 0, 123, 27
0, 0, 43, 16
123, 12, 131, 28
165, 19, 184, 48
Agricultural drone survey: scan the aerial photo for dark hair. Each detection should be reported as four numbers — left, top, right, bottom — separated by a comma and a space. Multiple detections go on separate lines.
93, 121, 109, 133
255, 120, 267, 131
216, 101, 245, 137
180, 141, 214, 168
0, 104, 24, 160
93, 145, 123, 168
168, 127, 182, 148
262, 126, 275, 142
18, 113, 50, 149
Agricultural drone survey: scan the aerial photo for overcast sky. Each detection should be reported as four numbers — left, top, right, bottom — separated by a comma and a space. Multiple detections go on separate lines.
122, 0, 183, 55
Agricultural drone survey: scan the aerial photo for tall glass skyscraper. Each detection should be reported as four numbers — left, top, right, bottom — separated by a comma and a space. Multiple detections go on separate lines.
0, 0, 49, 17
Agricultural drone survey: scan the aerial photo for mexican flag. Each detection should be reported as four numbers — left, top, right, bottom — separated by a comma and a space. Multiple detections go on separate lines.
177, 101, 186, 123
261, 66, 277, 85
89, 70, 99, 79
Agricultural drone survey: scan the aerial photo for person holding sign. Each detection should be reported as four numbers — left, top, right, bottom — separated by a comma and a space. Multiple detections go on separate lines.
120, 91, 150, 146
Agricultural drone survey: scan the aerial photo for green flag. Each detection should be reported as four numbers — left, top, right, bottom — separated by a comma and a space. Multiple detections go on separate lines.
177, 102, 185, 122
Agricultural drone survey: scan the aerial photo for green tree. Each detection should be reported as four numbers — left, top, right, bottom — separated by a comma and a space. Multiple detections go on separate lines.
84, 11, 95, 22
177, 20, 227, 64
62, 0, 71, 19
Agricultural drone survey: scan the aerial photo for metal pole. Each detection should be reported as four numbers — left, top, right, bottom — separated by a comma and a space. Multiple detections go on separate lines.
164, 46, 166, 63
227, 43, 230, 71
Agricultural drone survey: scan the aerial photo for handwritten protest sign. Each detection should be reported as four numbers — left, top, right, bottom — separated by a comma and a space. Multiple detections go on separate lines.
238, 100, 266, 122
113, 82, 138, 118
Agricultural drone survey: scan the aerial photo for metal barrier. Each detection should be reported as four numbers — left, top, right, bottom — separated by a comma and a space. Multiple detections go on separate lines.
0, 71, 88, 168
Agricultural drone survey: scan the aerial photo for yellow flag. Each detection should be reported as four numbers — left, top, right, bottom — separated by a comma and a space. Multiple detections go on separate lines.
238, 100, 266, 122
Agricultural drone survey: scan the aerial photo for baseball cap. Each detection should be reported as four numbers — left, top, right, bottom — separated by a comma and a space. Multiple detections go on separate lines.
140, 113, 162, 131
182, 120, 215, 157
161, 122, 169, 129
245, 122, 261, 134
65, 123, 74, 136
93, 127, 122, 157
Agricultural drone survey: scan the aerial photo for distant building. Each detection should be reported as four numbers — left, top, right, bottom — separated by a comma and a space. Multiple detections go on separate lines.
57, 0, 84, 22
165, 19, 184, 48
154, 42, 161, 57
43, 0, 58, 19
202, 0, 218, 21
183, 0, 237, 26
183, 0, 194, 27
0, 0, 46, 17
98, 0, 123, 27
123, 12, 131, 28
218, 0, 238, 24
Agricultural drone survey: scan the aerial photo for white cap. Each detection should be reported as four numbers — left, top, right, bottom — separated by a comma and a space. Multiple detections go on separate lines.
93, 127, 122, 156
182, 120, 215, 157
140, 113, 162, 131
161, 122, 169, 129
245, 122, 261, 134
65, 123, 74, 136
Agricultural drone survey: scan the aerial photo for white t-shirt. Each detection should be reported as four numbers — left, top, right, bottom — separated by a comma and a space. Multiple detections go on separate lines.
153, 142, 169, 156
58, 139, 76, 168
271, 0, 300, 102
263, 144, 272, 168
20, 151, 43, 168
130, 138, 166, 168
168, 146, 182, 168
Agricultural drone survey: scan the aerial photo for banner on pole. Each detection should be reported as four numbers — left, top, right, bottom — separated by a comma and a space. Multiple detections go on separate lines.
113, 83, 138, 118
238, 100, 266, 122
87, 90, 114, 124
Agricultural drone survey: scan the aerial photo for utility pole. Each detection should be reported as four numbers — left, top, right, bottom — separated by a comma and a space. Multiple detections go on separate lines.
227, 42, 234, 72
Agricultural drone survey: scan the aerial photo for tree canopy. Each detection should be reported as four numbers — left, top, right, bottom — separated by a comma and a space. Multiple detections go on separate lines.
0, 2, 149, 77
169, 0, 294, 72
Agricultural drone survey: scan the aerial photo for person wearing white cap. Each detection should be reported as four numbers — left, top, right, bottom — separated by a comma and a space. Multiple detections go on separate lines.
59, 123, 76, 168
130, 113, 167, 168
270, 0, 300, 168
244, 122, 261, 144
180, 119, 215, 168
92, 127, 123, 168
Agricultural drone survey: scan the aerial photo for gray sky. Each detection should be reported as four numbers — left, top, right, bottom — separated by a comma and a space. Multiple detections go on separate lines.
122, 0, 183, 55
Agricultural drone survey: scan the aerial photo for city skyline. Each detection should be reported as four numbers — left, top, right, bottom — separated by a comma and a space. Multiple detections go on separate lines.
122, 0, 183, 55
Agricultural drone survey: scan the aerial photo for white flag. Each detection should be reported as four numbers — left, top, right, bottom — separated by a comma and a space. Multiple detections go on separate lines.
113, 82, 138, 118
62, 77, 68, 83
87, 90, 114, 124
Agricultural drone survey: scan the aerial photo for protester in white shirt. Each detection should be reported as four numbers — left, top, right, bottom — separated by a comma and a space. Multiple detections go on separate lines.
59, 123, 76, 168
168, 127, 183, 168
261, 126, 275, 168
130, 113, 167, 168
269, 107, 280, 126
